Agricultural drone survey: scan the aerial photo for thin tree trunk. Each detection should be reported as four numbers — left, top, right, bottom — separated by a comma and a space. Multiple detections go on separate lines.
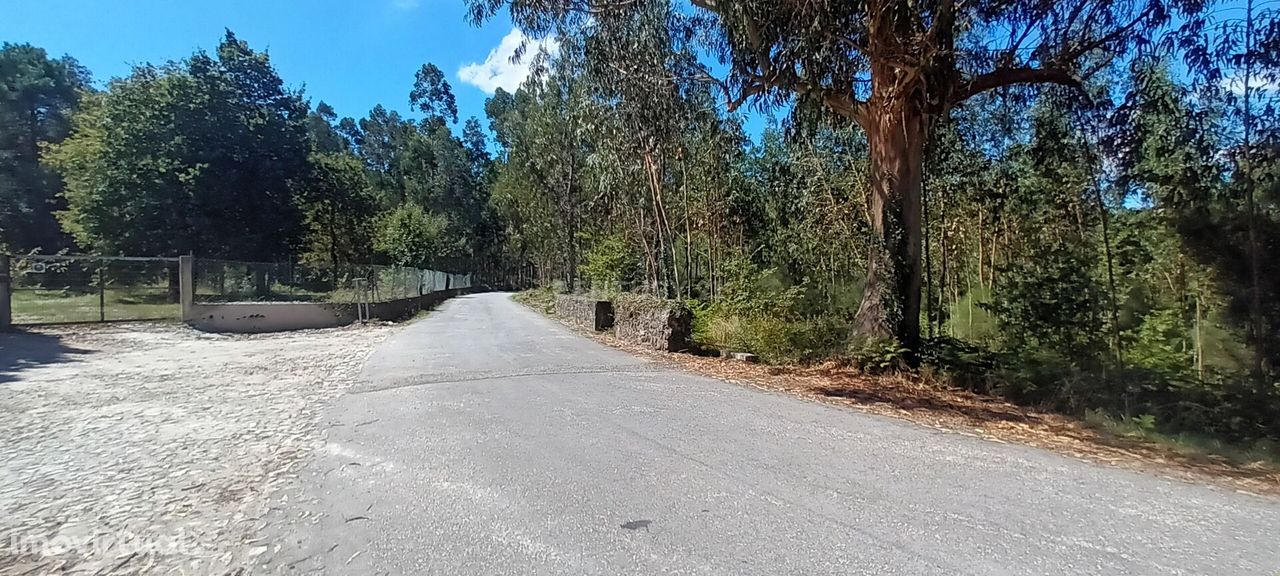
1195, 289, 1205, 379
564, 157, 579, 294
681, 153, 694, 299
328, 205, 339, 289
923, 170, 934, 339
1097, 187, 1123, 363
977, 211, 985, 290
938, 186, 949, 337
1243, 0, 1266, 375
643, 151, 676, 297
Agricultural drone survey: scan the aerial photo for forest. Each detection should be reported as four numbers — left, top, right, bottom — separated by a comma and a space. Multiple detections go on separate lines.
2, 0, 1278, 451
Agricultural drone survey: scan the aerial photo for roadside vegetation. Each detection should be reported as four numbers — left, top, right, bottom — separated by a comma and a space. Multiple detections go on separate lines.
479, 0, 1280, 468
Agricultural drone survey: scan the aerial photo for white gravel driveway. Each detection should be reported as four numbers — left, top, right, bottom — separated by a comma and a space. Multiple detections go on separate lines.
0, 321, 398, 575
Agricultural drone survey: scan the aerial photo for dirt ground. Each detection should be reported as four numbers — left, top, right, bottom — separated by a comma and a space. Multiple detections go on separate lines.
0, 321, 398, 575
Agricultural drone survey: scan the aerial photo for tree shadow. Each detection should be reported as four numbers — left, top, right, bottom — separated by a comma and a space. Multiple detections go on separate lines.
0, 329, 93, 384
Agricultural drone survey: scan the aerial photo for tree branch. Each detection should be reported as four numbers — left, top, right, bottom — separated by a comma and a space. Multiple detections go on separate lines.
950, 66, 1080, 103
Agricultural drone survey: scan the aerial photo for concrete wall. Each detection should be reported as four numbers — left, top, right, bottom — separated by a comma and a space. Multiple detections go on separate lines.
554, 295, 614, 331
179, 257, 474, 333
185, 302, 357, 333
184, 290, 473, 333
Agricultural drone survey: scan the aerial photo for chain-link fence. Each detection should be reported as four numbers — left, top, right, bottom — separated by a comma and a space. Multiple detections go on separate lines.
2, 254, 471, 326
192, 258, 471, 304
6, 255, 180, 324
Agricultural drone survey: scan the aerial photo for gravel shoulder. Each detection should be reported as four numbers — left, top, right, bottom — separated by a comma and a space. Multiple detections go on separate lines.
0, 321, 399, 575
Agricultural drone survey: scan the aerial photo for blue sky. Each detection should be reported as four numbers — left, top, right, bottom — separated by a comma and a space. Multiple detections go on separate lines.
0, 0, 539, 129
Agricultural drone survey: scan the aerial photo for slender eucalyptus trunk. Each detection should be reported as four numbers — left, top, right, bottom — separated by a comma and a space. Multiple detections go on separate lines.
938, 185, 950, 337
1241, 0, 1266, 375
923, 172, 934, 339
564, 158, 579, 293
680, 154, 694, 299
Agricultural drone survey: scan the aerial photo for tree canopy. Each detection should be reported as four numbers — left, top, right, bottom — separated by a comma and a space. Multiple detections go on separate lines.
0, 42, 89, 252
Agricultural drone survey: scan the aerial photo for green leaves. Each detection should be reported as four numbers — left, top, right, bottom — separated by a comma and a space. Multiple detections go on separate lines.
410, 63, 458, 127
47, 31, 309, 260
0, 43, 89, 251
374, 202, 453, 268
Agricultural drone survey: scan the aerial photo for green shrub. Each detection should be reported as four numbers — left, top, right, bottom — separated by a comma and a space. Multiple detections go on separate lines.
690, 303, 850, 364
846, 337, 910, 374
917, 336, 1000, 391
582, 234, 636, 296
715, 252, 801, 319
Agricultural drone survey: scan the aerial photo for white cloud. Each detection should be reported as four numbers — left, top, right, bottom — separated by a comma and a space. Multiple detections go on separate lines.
457, 28, 559, 94
1220, 73, 1280, 95
392, 0, 420, 10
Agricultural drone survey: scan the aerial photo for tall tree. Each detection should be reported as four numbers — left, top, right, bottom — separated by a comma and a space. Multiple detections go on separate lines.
468, 0, 1201, 356
461, 116, 491, 179
48, 31, 311, 260
410, 63, 459, 127
307, 100, 350, 154
299, 152, 377, 284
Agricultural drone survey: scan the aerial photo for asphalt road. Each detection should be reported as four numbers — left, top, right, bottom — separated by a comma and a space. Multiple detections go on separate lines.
264, 292, 1280, 575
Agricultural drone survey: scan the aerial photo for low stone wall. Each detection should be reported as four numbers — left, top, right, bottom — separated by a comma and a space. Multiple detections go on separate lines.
186, 288, 473, 333
554, 295, 614, 331
613, 293, 692, 352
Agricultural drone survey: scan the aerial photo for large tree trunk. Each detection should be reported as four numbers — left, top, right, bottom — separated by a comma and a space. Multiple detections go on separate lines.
853, 91, 926, 357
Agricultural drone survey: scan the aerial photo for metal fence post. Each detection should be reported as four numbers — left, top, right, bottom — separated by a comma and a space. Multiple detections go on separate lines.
0, 255, 11, 330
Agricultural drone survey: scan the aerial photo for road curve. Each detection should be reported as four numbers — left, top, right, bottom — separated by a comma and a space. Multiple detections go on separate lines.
264, 292, 1280, 575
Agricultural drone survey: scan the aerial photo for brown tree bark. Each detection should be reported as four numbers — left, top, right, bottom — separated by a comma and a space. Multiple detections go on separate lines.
852, 84, 926, 357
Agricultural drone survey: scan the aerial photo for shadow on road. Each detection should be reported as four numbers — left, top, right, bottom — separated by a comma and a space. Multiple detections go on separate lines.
0, 329, 93, 384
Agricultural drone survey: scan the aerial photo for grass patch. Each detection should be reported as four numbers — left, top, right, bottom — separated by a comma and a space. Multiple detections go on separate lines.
12, 287, 179, 324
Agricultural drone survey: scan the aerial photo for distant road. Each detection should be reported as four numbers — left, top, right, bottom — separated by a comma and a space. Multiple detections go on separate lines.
264, 292, 1280, 575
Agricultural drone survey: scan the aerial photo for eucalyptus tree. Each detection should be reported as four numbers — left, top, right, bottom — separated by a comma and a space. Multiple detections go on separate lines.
492, 42, 593, 291
461, 117, 492, 180
1189, 0, 1280, 375
300, 152, 377, 284
579, 1, 710, 296
410, 63, 459, 127
468, 0, 1204, 356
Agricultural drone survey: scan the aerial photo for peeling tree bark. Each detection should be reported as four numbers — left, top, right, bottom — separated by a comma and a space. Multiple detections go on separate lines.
853, 78, 926, 358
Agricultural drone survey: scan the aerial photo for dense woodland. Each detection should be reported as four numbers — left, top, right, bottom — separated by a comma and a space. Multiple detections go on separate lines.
2, 0, 1279, 448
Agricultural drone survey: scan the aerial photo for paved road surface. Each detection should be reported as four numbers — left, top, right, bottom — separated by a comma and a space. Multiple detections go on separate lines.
264, 292, 1280, 575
